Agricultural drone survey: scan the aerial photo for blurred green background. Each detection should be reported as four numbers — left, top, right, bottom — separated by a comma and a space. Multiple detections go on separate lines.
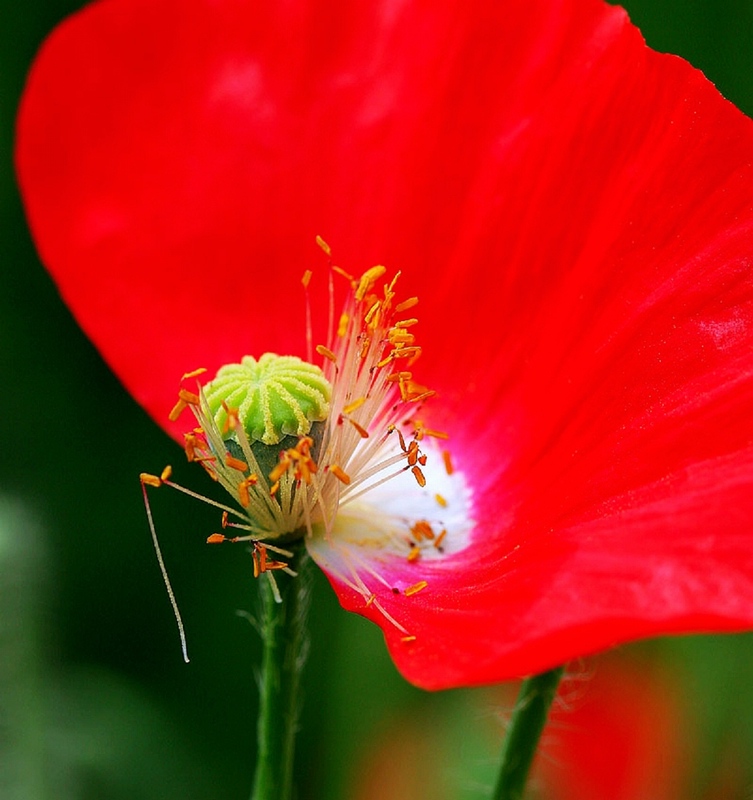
2, 2, 753, 799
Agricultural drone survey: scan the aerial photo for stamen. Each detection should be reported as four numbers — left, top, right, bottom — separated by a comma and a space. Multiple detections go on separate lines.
343, 397, 365, 415
443, 450, 454, 475
140, 472, 163, 488
395, 296, 418, 313
435, 493, 448, 508
404, 581, 428, 597
140, 479, 189, 663
411, 466, 427, 487
168, 399, 187, 422
315, 235, 331, 256
178, 388, 200, 405
181, 367, 207, 381
330, 465, 351, 485
207, 533, 226, 544
225, 454, 249, 472
316, 344, 338, 363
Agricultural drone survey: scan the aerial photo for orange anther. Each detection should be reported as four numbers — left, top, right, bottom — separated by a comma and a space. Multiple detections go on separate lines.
411, 520, 435, 541
330, 464, 351, 485
178, 388, 200, 405
394, 318, 419, 329
259, 545, 268, 573
160, 465, 173, 482
238, 480, 250, 508
181, 367, 207, 380
411, 466, 427, 487
315, 235, 331, 256
442, 451, 454, 476
434, 529, 447, 549
386, 371, 412, 383
423, 428, 449, 440
225, 454, 248, 472
407, 546, 420, 562
269, 457, 289, 483
270, 480, 280, 496
301, 269, 312, 288
221, 511, 229, 528
409, 390, 436, 404
404, 581, 428, 597
140, 473, 162, 488
168, 399, 187, 422
366, 593, 377, 607
252, 550, 260, 578
418, 454, 427, 466
346, 418, 370, 438
206, 533, 226, 544
401, 635, 417, 643
395, 296, 419, 313
343, 397, 366, 415
316, 344, 337, 363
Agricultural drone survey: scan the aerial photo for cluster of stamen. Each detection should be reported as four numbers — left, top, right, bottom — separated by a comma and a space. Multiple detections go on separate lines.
141, 238, 459, 647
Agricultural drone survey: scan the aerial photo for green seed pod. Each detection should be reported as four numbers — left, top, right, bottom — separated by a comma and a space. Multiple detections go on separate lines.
203, 353, 331, 445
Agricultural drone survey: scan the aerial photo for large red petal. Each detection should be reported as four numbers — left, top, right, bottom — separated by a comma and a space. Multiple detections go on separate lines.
17, 0, 753, 687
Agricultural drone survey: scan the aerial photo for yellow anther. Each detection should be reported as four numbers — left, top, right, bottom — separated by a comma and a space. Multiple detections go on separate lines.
330, 464, 351, 485
140, 473, 163, 488
395, 318, 419, 329
435, 493, 448, 508
337, 313, 349, 337
434, 529, 447, 549
355, 265, 387, 302
407, 546, 420, 562
366, 593, 376, 607
401, 635, 417, 643
316, 344, 337, 363
301, 269, 312, 288
160, 465, 173, 482
364, 302, 381, 329
206, 533, 226, 544
343, 397, 366, 415
404, 581, 428, 597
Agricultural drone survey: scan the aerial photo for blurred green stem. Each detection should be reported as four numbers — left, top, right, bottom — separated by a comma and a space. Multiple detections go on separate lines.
492, 665, 565, 800
250, 545, 311, 800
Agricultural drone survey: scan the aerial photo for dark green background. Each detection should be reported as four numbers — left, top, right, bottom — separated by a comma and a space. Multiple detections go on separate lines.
2, 2, 753, 798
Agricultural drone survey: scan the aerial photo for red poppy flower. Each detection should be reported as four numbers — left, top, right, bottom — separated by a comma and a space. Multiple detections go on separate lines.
16, 0, 753, 689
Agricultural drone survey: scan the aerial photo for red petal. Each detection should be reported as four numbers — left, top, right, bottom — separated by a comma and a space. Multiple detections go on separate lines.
17, 0, 753, 687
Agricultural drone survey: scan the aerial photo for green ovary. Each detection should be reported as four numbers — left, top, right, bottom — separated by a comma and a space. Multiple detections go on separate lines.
203, 353, 332, 445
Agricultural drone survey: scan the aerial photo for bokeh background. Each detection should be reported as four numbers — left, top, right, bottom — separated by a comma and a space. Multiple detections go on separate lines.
2, 2, 753, 798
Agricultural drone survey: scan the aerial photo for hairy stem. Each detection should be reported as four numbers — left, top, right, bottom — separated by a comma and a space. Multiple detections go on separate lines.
492, 665, 565, 800
250, 545, 312, 800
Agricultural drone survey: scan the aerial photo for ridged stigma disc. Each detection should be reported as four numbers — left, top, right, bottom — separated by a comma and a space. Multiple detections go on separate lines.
203, 353, 331, 445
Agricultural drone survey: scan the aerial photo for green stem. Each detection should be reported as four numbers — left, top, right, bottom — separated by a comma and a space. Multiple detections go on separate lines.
492, 665, 565, 800
250, 545, 312, 800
